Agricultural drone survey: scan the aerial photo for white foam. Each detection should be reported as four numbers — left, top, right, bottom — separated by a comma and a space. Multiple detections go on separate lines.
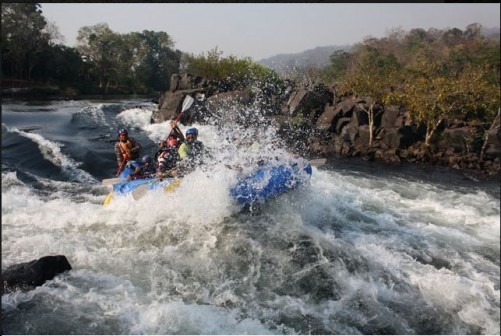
80, 103, 108, 126
116, 107, 153, 131
129, 300, 272, 334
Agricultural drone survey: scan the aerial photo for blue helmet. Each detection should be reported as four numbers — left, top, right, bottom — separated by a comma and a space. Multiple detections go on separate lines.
141, 155, 152, 163
186, 128, 198, 136
118, 128, 128, 136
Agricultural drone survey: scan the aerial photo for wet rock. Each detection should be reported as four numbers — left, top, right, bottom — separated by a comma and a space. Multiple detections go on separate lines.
2, 255, 72, 294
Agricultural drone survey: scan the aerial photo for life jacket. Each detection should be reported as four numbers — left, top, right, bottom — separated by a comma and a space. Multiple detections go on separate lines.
158, 147, 179, 171
119, 140, 134, 160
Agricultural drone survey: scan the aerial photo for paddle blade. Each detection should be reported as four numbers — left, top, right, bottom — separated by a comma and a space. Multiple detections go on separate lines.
309, 158, 327, 167
101, 177, 128, 186
131, 184, 150, 201
181, 95, 194, 112
164, 178, 182, 194
103, 192, 113, 206
131, 177, 162, 201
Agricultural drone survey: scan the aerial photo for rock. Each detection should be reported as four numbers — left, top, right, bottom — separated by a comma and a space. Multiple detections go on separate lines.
2, 255, 72, 294
205, 90, 254, 126
153, 90, 203, 124
381, 105, 404, 129
316, 105, 342, 131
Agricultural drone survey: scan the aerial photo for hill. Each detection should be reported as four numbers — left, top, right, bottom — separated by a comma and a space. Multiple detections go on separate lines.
257, 25, 499, 77
257, 45, 352, 77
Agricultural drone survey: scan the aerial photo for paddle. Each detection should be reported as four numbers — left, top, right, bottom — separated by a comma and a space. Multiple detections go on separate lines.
131, 175, 183, 201
168, 95, 194, 138
164, 178, 183, 194
101, 177, 128, 186
131, 177, 161, 201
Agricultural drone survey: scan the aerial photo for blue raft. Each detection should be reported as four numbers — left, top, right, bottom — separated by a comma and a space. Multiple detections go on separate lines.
229, 162, 312, 205
103, 167, 176, 204
104, 162, 312, 206
112, 167, 173, 195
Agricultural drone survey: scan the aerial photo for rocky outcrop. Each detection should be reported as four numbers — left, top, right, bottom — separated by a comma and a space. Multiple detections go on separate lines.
151, 74, 500, 179
2, 255, 72, 294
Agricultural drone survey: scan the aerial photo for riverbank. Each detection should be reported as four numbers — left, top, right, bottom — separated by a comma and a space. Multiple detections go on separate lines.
1, 80, 159, 102
2, 90, 158, 103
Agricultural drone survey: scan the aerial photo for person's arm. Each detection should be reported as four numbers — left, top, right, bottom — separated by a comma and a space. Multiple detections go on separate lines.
127, 162, 141, 180
157, 156, 165, 172
174, 126, 185, 142
129, 138, 142, 156
170, 120, 185, 142
115, 142, 124, 166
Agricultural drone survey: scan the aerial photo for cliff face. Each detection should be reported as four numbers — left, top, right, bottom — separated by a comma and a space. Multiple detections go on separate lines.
152, 74, 500, 179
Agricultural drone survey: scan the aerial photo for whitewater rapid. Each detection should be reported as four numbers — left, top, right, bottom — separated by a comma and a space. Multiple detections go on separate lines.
2, 100, 499, 334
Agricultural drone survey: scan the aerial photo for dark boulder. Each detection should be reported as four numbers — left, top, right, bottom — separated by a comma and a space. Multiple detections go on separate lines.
316, 105, 343, 131
152, 89, 203, 124
2, 255, 72, 294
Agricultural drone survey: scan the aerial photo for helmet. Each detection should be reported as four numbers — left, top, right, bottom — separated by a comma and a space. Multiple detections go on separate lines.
118, 128, 128, 136
167, 138, 178, 147
141, 155, 152, 163
186, 128, 198, 136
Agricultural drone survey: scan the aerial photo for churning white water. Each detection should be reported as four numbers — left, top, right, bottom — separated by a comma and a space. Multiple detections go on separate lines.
2, 100, 499, 334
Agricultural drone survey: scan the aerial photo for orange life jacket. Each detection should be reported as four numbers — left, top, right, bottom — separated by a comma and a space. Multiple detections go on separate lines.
119, 140, 134, 160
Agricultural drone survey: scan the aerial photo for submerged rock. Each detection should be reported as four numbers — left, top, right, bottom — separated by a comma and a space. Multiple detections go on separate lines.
2, 255, 72, 294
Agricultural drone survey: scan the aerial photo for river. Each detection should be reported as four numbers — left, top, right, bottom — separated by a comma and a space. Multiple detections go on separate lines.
2, 98, 499, 334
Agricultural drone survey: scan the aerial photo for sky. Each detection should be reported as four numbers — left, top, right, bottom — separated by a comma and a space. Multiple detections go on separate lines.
40, 3, 500, 61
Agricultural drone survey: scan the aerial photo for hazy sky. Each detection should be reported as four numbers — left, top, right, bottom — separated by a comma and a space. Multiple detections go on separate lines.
40, 3, 500, 61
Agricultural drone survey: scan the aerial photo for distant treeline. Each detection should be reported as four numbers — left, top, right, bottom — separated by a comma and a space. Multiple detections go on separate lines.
1, 3, 276, 96
2, 3, 180, 95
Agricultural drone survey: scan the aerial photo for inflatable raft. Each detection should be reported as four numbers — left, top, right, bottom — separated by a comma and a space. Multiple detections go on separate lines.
229, 162, 312, 205
102, 167, 178, 205
103, 161, 312, 206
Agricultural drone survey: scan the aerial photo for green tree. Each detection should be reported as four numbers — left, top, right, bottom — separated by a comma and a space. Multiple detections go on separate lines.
1, 3, 51, 81
32, 44, 83, 86
77, 23, 119, 90
183, 47, 280, 90
321, 50, 351, 83
77, 25, 180, 94
133, 30, 178, 93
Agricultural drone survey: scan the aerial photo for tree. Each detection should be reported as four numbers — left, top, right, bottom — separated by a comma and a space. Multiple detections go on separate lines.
395, 59, 498, 146
32, 44, 84, 85
1, 3, 51, 81
338, 44, 402, 146
77, 23, 118, 90
134, 30, 178, 92
183, 47, 280, 90
323, 50, 352, 82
